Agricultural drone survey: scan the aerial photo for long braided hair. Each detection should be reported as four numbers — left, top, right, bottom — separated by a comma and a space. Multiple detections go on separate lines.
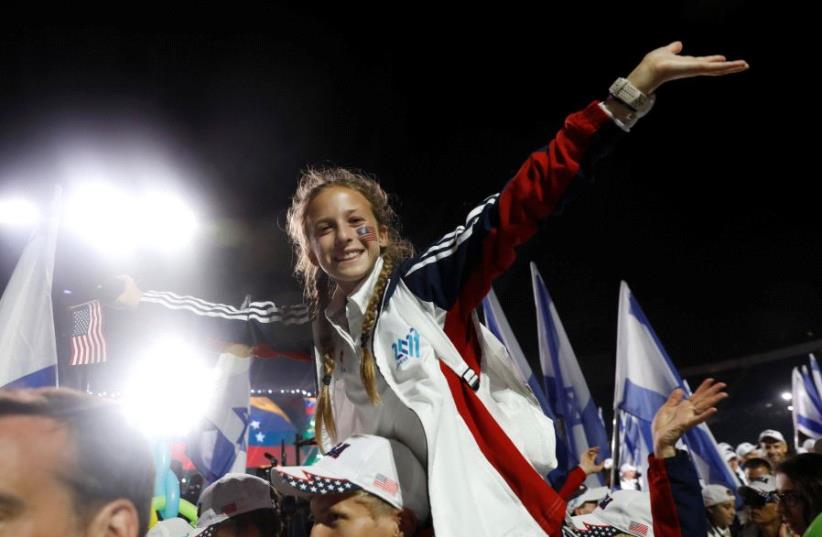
286, 167, 414, 447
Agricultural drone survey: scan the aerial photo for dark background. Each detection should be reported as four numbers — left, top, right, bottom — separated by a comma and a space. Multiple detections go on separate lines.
0, 4, 818, 446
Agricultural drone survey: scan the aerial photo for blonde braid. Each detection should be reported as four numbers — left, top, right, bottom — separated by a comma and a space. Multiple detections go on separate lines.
315, 349, 337, 448
358, 259, 394, 405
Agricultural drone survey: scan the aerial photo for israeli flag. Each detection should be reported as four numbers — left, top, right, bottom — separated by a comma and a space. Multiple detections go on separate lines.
532, 263, 610, 486
186, 351, 250, 483
617, 410, 650, 490
481, 288, 555, 420
481, 287, 574, 487
0, 189, 60, 388
792, 364, 822, 444
615, 281, 736, 490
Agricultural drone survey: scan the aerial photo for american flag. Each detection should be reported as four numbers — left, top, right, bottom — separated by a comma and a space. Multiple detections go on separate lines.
70, 300, 107, 365
372, 473, 399, 495
628, 521, 649, 536
356, 226, 377, 243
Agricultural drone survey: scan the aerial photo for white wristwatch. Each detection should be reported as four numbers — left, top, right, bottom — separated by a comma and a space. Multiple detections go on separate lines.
608, 77, 654, 114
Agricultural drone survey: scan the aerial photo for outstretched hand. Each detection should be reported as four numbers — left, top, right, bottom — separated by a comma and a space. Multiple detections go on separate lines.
627, 41, 749, 94
652, 378, 728, 458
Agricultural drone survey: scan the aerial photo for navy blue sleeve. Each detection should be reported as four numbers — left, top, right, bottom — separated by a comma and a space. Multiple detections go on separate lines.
648, 451, 707, 537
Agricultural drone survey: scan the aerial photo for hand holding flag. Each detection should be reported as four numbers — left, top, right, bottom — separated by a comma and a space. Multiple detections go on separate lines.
579, 446, 606, 475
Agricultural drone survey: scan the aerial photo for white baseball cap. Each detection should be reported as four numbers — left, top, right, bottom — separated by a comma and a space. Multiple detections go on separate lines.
702, 484, 735, 507
568, 486, 610, 512
736, 442, 756, 458
192, 473, 277, 537
758, 429, 786, 444
799, 438, 816, 454
147, 518, 194, 537
570, 490, 653, 537
721, 446, 738, 462
272, 434, 429, 523
739, 475, 777, 506
620, 463, 638, 474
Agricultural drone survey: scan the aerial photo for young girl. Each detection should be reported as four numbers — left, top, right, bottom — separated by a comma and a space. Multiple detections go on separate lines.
119, 43, 747, 535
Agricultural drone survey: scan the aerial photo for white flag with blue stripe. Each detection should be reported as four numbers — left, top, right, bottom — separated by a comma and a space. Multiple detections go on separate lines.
481, 287, 574, 487
0, 190, 60, 389
532, 263, 610, 485
615, 281, 736, 489
481, 288, 555, 420
792, 364, 822, 444
186, 351, 250, 483
617, 410, 650, 490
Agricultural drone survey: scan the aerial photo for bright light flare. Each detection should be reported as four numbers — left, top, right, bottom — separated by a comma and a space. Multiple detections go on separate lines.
139, 189, 199, 253
122, 338, 218, 438
65, 183, 199, 257
65, 182, 139, 257
0, 197, 40, 228
781, 392, 793, 401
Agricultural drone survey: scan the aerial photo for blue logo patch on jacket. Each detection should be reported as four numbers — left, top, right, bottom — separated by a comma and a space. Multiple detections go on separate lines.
392, 328, 421, 366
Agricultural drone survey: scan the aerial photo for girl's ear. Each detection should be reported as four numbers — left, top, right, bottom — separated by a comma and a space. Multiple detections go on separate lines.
307, 246, 319, 267
378, 224, 389, 248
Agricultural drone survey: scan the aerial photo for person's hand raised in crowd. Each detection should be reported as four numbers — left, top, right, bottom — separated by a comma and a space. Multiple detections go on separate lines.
627, 41, 749, 95
652, 378, 728, 458
579, 446, 606, 475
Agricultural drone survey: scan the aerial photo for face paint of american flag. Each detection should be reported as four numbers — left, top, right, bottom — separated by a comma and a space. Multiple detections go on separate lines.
356, 226, 377, 243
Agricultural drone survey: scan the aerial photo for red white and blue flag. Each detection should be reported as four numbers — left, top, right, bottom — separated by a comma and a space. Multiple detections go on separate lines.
373, 473, 399, 495
70, 300, 107, 365
356, 226, 377, 243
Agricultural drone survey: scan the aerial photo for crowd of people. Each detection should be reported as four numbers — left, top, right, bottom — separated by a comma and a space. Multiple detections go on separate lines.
6, 40, 819, 537
3, 381, 819, 537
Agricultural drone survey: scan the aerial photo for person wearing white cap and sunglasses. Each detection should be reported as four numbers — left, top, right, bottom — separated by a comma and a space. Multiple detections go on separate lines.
190, 473, 282, 537
758, 430, 789, 467
272, 434, 428, 537
702, 484, 737, 537
737, 476, 785, 537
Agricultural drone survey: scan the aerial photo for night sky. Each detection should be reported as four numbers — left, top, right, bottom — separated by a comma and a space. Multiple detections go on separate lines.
1, 5, 819, 444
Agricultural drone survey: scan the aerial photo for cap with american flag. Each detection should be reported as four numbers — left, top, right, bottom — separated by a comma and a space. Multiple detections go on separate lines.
271, 434, 429, 522
569, 490, 654, 537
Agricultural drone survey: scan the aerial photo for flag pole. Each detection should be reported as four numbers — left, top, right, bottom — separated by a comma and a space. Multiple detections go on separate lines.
52, 186, 63, 388
609, 411, 619, 490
